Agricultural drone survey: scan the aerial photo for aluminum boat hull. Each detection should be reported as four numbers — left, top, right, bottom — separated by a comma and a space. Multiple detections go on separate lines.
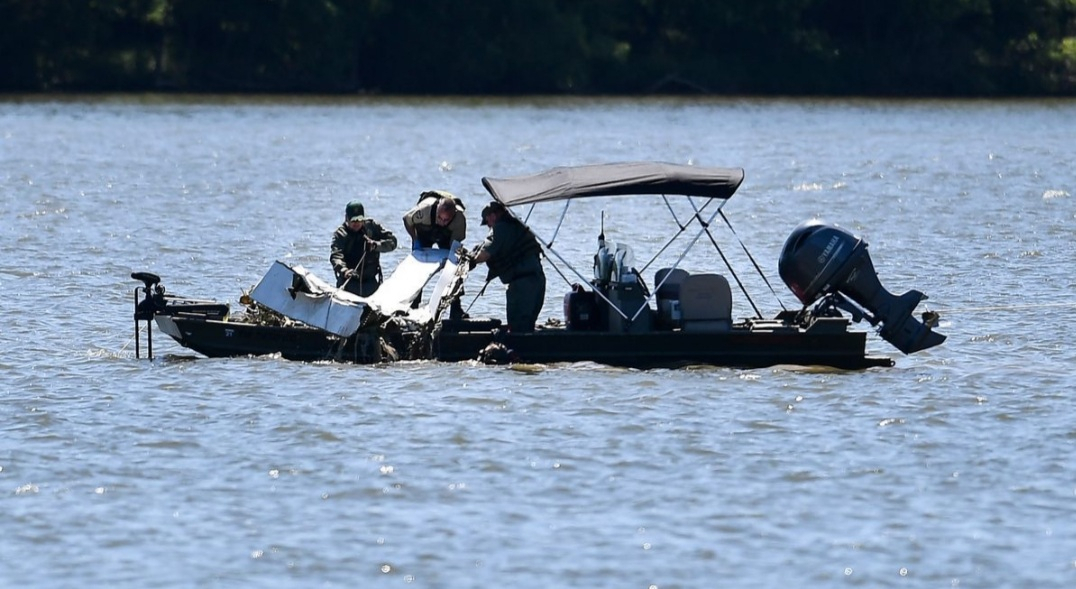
433, 318, 893, 370
155, 315, 384, 363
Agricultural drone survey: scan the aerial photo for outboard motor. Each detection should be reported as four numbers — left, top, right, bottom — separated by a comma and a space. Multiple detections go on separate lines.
778, 220, 945, 354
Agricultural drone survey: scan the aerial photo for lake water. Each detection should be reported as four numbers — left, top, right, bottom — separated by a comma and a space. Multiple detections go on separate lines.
2, 95, 1074, 588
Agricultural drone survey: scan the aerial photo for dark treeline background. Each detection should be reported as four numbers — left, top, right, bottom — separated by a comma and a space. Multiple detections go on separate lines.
2, 0, 1074, 96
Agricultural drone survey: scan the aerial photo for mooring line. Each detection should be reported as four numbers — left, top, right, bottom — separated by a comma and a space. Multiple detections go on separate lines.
116, 323, 144, 356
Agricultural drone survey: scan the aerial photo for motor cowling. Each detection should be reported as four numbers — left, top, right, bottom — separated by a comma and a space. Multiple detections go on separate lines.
778, 220, 945, 354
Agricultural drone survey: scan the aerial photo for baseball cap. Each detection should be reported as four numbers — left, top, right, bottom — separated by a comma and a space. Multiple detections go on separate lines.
480, 201, 506, 226
345, 200, 366, 222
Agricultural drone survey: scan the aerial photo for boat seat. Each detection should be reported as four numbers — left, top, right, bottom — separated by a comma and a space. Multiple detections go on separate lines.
654, 268, 689, 329
654, 267, 689, 299
678, 274, 732, 332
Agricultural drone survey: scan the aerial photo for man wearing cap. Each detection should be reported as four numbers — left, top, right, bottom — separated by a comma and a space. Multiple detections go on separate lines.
470, 201, 545, 333
331, 200, 398, 297
402, 190, 466, 250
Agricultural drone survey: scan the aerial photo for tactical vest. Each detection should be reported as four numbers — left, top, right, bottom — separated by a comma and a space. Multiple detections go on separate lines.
419, 197, 453, 245
415, 191, 465, 247
338, 226, 383, 282
486, 217, 543, 283
418, 190, 465, 212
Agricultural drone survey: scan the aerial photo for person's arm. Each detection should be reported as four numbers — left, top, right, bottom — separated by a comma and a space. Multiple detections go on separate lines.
402, 209, 418, 240
330, 229, 349, 277
472, 228, 497, 265
368, 222, 398, 252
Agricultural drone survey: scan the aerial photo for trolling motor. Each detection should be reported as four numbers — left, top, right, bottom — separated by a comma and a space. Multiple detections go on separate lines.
778, 220, 945, 354
132, 272, 164, 359
130, 271, 230, 359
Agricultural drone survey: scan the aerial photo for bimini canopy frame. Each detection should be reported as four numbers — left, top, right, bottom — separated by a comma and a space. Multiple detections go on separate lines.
478, 162, 781, 324
482, 162, 744, 206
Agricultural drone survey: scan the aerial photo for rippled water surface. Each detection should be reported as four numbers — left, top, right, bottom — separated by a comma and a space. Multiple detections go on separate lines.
2, 95, 1075, 588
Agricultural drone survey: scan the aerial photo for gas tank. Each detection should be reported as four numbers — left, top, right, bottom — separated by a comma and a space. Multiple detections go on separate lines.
563, 285, 600, 331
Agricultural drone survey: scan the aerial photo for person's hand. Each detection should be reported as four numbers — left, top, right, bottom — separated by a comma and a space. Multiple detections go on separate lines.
341, 268, 356, 279
456, 248, 476, 270
366, 238, 379, 252
469, 246, 484, 261
463, 250, 479, 270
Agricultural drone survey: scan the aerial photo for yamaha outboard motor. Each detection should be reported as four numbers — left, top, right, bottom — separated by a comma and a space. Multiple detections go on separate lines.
778, 220, 945, 354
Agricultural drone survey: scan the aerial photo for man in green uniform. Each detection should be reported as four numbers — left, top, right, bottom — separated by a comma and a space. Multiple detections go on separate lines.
471, 201, 545, 333
331, 200, 398, 297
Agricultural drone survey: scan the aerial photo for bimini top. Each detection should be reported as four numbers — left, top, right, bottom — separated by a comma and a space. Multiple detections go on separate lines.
481, 162, 745, 207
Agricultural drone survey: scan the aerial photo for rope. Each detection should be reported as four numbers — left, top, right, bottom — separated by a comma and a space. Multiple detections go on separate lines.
465, 278, 493, 314
334, 238, 371, 298
356, 241, 370, 295
118, 323, 145, 354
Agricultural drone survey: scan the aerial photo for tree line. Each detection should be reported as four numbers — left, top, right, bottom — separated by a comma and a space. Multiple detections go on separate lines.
1, 0, 1074, 96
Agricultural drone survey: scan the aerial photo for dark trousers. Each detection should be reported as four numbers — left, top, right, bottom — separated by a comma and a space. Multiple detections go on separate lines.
505, 270, 545, 333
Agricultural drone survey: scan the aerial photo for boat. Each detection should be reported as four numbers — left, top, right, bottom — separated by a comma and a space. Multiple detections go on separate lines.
130, 248, 465, 364
130, 161, 945, 369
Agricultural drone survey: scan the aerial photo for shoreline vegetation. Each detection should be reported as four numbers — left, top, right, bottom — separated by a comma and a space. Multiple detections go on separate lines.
2, 1, 1074, 97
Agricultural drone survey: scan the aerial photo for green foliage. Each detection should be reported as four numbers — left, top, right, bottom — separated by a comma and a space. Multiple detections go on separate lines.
0, 0, 1072, 95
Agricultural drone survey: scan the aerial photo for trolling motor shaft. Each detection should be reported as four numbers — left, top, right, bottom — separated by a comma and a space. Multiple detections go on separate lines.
131, 272, 163, 359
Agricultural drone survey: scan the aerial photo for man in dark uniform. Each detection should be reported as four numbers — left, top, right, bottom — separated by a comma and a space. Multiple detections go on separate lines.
470, 201, 545, 333
402, 190, 466, 250
331, 200, 398, 297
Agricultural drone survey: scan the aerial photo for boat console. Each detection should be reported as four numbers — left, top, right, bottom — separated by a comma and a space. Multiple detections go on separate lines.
564, 254, 737, 335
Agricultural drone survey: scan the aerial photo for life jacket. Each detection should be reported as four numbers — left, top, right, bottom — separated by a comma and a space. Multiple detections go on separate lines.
416, 191, 466, 246
418, 190, 465, 212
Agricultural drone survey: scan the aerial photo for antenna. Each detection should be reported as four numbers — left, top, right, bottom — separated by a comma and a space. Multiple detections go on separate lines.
594, 211, 611, 284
